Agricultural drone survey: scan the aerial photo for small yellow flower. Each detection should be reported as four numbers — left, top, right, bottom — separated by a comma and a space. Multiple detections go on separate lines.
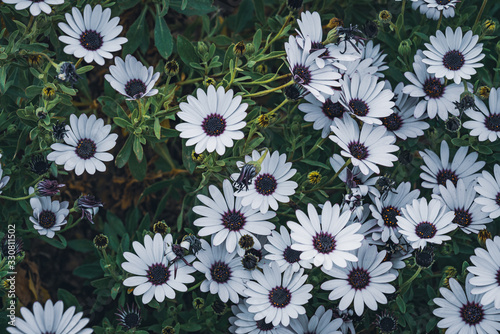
308, 171, 322, 185
444, 266, 457, 277
191, 151, 204, 163
162, 326, 175, 334
193, 297, 205, 309
483, 20, 496, 34
326, 17, 343, 29
28, 54, 43, 67
153, 221, 169, 235
477, 86, 491, 100
257, 114, 270, 128
42, 86, 56, 101
204, 77, 216, 87
478, 229, 492, 247
379, 10, 392, 23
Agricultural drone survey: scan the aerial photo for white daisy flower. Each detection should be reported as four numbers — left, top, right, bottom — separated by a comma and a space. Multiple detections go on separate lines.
175, 85, 247, 156
337, 57, 378, 78
3, 0, 63, 16
0, 155, 10, 195
432, 179, 492, 234
193, 179, 275, 253
6, 300, 92, 334
29, 195, 69, 239
58, 4, 128, 66
467, 236, 500, 308
419, 140, 485, 194
360, 40, 389, 76
121, 234, 196, 304
264, 225, 312, 274
321, 241, 397, 316
285, 35, 341, 103
340, 72, 394, 125
296, 11, 323, 50
403, 50, 464, 120
433, 273, 500, 333
234, 150, 298, 214
47, 114, 118, 176
464, 87, 500, 142
422, 27, 484, 84
290, 305, 343, 334
193, 239, 251, 304
397, 198, 457, 249
382, 82, 429, 140
330, 154, 380, 197
229, 301, 294, 334
105, 55, 160, 100
287, 201, 364, 270
298, 91, 347, 138
369, 182, 420, 244
412, 0, 457, 20
329, 115, 399, 176
244, 262, 313, 327
474, 164, 500, 219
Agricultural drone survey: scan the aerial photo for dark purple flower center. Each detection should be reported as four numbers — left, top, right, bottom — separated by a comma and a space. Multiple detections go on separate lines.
125, 79, 147, 98
423, 78, 445, 98
436, 169, 458, 186
460, 302, 484, 325
378, 315, 397, 332
348, 268, 370, 290
122, 312, 141, 329
313, 232, 336, 254
39, 210, 56, 229
322, 99, 346, 120
381, 113, 403, 131
415, 222, 437, 239
76, 138, 97, 160
485, 114, 500, 132
283, 246, 301, 264
436, 0, 452, 4
202, 114, 226, 136
443, 50, 465, 71
293, 65, 312, 85
210, 261, 231, 283
254, 173, 277, 196
222, 209, 246, 231
146, 263, 170, 286
256, 319, 274, 331
382, 206, 401, 227
348, 142, 369, 160
349, 99, 369, 116
453, 208, 472, 227
80, 30, 103, 51
268, 286, 292, 308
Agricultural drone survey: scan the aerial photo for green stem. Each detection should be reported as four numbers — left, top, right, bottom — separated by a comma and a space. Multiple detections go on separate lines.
0, 193, 36, 201
262, 11, 293, 54
325, 158, 351, 186
398, 266, 422, 293
266, 99, 288, 117
243, 80, 294, 98
474, 0, 488, 28
188, 281, 202, 292
436, 11, 443, 31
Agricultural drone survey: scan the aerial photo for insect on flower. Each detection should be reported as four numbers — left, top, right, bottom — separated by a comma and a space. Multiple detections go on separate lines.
336, 24, 364, 54
232, 148, 269, 192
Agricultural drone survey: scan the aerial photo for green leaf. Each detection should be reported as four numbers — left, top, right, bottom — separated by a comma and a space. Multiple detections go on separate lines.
133, 136, 144, 162
177, 35, 199, 66
73, 263, 103, 279
253, 29, 262, 51
425, 317, 438, 332
75, 65, 94, 75
67, 239, 94, 253
123, 7, 148, 55
57, 289, 81, 311
154, 16, 173, 59
129, 152, 147, 181
115, 135, 133, 168
301, 159, 330, 169
396, 295, 406, 313
180, 323, 202, 332
451, 137, 469, 147
111, 283, 121, 300
113, 117, 132, 130
170, 0, 215, 16
154, 117, 161, 139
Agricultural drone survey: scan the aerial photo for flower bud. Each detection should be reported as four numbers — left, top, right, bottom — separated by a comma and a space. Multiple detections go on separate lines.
398, 39, 412, 58
93, 234, 109, 250
378, 10, 392, 23
164, 60, 179, 77
326, 17, 343, 29
197, 41, 208, 56
233, 41, 246, 57
42, 85, 56, 101
482, 19, 496, 35
477, 86, 491, 100
245, 42, 255, 55
308, 171, 322, 184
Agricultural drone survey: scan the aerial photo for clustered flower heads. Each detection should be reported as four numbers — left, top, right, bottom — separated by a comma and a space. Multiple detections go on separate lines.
5, 1, 500, 333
